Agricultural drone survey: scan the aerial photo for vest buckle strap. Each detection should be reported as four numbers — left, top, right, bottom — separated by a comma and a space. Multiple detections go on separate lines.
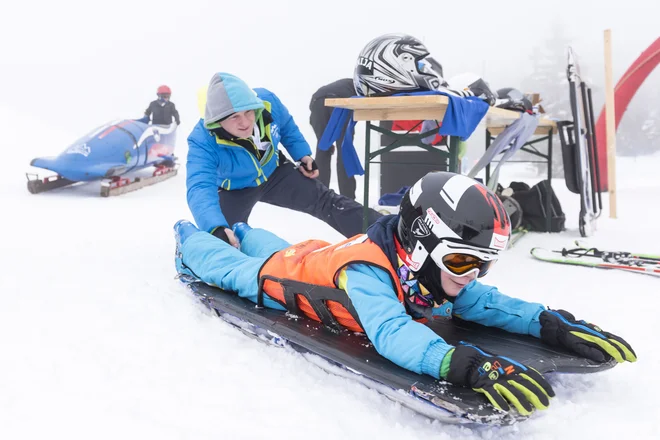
257, 275, 363, 334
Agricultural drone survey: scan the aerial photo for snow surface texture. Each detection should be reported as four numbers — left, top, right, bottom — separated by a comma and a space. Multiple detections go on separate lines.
2, 103, 658, 439
2, 1, 660, 436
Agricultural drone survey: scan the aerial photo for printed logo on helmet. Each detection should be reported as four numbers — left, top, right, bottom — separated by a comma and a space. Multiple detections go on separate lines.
425, 207, 441, 226
489, 232, 509, 250
403, 253, 421, 271
374, 76, 395, 84
411, 217, 431, 238
357, 57, 373, 72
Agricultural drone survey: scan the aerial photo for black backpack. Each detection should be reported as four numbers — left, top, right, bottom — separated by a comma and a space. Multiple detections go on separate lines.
508, 180, 565, 232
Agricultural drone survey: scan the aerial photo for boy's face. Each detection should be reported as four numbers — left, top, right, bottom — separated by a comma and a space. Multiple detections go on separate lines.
440, 269, 477, 297
220, 110, 255, 138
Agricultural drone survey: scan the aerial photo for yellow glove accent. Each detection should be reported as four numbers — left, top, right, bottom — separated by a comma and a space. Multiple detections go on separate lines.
610, 339, 638, 362
571, 331, 627, 363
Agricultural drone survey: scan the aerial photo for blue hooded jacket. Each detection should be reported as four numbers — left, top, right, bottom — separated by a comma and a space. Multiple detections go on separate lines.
187, 73, 312, 232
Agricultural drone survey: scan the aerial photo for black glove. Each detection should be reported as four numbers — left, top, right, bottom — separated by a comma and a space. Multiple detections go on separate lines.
446, 343, 554, 416
300, 158, 318, 172
211, 226, 231, 244
539, 309, 637, 363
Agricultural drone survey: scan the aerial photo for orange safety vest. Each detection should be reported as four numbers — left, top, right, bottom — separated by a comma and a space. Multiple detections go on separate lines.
259, 234, 405, 332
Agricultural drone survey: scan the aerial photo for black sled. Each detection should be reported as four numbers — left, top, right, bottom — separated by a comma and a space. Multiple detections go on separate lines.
180, 278, 616, 426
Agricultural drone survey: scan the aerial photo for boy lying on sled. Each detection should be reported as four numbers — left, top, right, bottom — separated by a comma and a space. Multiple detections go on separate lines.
174, 171, 636, 416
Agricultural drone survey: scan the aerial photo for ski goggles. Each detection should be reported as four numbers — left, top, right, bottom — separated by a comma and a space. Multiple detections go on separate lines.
430, 240, 499, 278
440, 253, 497, 278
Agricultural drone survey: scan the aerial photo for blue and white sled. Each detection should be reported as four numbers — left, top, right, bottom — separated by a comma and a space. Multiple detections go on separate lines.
27, 119, 178, 196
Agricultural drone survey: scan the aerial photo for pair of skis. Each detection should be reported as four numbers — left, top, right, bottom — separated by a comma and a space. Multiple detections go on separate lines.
531, 241, 660, 276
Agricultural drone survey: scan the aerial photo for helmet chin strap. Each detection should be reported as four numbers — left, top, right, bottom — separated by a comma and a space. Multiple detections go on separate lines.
417, 258, 452, 304
394, 235, 450, 305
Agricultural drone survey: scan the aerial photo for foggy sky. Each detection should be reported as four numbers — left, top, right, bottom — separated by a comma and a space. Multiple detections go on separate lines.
1, 0, 657, 149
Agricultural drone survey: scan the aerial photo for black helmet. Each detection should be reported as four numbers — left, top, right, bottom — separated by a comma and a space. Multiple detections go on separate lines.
396, 172, 511, 299
353, 33, 446, 96
496, 87, 533, 113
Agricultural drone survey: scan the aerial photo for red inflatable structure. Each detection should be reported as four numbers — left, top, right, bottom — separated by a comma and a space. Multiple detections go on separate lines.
594, 37, 660, 190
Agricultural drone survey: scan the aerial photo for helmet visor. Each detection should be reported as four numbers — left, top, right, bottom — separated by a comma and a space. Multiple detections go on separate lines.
415, 58, 444, 90
417, 57, 442, 78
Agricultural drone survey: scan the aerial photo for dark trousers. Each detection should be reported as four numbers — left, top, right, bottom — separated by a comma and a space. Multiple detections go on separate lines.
218, 161, 381, 238
315, 144, 357, 200
310, 96, 356, 200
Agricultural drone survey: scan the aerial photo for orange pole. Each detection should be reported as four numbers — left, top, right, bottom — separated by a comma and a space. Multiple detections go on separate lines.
604, 29, 617, 218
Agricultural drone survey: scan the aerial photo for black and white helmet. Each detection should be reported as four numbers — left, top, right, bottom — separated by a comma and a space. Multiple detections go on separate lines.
353, 33, 446, 96
397, 172, 511, 285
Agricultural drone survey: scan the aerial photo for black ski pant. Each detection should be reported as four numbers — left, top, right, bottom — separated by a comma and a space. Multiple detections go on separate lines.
218, 161, 382, 238
310, 95, 357, 200
314, 144, 357, 200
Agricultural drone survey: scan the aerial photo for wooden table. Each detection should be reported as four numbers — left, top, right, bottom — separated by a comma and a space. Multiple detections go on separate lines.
325, 95, 556, 230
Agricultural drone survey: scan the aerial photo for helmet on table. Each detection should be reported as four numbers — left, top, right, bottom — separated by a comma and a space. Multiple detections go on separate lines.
396, 171, 511, 300
353, 33, 446, 96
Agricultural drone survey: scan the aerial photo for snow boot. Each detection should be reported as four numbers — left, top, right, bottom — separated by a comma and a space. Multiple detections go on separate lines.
173, 220, 201, 278
232, 222, 253, 244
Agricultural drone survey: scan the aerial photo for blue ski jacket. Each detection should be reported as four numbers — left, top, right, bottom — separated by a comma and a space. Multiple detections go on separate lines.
178, 216, 546, 380
187, 73, 312, 232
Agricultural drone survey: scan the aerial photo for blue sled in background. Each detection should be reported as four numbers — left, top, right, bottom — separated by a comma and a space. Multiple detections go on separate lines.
27, 119, 178, 197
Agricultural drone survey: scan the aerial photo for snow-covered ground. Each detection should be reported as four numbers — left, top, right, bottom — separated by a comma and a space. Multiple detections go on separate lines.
1, 101, 658, 439
2, 0, 659, 435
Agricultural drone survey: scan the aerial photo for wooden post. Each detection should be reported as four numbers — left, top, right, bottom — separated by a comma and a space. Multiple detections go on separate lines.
604, 29, 617, 218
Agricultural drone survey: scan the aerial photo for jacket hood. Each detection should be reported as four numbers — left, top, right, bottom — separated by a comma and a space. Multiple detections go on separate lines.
204, 73, 265, 129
